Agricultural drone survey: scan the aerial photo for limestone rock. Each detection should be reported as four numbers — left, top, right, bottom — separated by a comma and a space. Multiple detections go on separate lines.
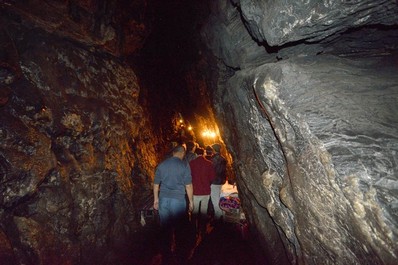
202, 1, 273, 69
213, 54, 398, 264
203, 2, 398, 264
0, 19, 157, 264
0, 0, 149, 56
203, 1, 398, 69
234, 0, 398, 46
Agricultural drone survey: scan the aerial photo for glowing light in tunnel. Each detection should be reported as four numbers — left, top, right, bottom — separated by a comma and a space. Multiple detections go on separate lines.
202, 130, 216, 139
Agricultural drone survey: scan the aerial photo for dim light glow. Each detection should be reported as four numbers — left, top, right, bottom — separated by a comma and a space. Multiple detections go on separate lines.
188, 126, 193, 131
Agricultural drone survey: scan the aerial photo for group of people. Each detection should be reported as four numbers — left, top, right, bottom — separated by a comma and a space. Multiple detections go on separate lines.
185, 142, 227, 227
153, 141, 227, 264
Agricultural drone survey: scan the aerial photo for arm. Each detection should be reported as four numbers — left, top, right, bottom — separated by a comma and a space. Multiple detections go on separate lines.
185, 184, 193, 212
153, 183, 160, 210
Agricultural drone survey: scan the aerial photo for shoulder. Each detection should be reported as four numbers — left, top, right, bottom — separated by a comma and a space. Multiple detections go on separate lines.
216, 154, 226, 160
161, 156, 180, 167
189, 157, 199, 164
205, 156, 213, 163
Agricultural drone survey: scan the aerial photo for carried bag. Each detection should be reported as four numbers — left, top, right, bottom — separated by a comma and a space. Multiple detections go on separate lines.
219, 192, 240, 212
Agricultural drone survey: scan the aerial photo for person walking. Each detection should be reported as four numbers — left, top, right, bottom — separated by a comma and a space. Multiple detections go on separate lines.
205, 145, 214, 160
210, 143, 227, 222
153, 144, 193, 264
184, 141, 198, 164
189, 147, 216, 235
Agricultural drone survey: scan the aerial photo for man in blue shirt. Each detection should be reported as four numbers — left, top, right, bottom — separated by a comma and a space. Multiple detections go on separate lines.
153, 144, 193, 263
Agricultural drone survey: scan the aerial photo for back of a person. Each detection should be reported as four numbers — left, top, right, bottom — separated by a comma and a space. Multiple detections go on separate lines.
153, 144, 193, 264
211, 153, 227, 185
205, 145, 213, 160
157, 156, 189, 199
208, 144, 227, 221
189, 156, 215, 195
185, 151, 197, 164
189, 148, 216, 234
184, 141, 197, 163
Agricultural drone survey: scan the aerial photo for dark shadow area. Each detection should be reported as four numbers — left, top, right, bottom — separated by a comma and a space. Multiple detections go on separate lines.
124, 215, 265, 265
130, 0, 209, 137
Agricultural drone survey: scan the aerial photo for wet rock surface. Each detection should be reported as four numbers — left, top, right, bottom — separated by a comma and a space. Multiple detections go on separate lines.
0, 7, 157, 264
203, 1, 398, 264
217, 55, 398, 265
233, 0, 398, 46
203, 1, 398, 69
1, 0, 398, 264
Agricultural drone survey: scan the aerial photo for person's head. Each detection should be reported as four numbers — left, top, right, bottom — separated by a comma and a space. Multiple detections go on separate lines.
173, 145, 186, 160
212, 143, 221, 153
205, 145, 213, 156
186, 141, 196, 152
167, 141, 178, 152
195, 147, 204, 156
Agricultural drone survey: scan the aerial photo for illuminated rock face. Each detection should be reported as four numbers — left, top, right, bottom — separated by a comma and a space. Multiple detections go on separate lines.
203, 1, 398, 265
1, 0, 398, 264
0, 3, 157, 264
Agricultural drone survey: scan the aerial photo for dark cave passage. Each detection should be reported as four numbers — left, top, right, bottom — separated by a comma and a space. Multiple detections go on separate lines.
0, 1, 397, 265
130, 0, 235, 178
126, 1, 255, 264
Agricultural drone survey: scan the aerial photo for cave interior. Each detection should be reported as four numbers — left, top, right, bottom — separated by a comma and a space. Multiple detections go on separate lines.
0, 0, 398, 265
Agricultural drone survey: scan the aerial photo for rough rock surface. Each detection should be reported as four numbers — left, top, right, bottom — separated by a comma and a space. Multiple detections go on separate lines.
233, 0, 398, 46
0, 4, 157, 264
1, 0, 398, 264
1, 0, 149, 56
219, 55, 398, 265
203, 1, 398, 69
203, 0, 398, 264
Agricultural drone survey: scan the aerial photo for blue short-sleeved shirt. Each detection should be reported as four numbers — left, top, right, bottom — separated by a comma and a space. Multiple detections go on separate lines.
154, 156, 192, 200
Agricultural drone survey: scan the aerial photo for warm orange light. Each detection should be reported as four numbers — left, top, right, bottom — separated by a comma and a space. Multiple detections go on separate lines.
202, 130, 216, 138
179, 119, 183, 123
188, 126, 193, 131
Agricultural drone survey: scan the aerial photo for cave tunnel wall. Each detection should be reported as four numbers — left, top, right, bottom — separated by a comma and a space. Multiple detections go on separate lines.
0, 1, 159, 264
201, 1, 398, 265
0, 0, 230, 264
1, 0, 398, 265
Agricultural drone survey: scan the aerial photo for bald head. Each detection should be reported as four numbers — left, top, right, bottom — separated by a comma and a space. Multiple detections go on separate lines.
173, 145, 186, 159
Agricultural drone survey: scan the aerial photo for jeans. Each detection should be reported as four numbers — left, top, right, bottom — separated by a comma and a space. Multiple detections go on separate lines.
158, 197, 187, 262
158, 197, 187, 227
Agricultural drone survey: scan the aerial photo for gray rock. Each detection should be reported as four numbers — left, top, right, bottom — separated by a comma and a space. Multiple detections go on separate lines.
213, 54, 398, 264
203, 1, 398, 262
235, 0, 398, 45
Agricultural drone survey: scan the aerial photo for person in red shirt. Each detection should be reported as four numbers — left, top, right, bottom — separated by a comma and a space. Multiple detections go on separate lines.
189, 147, 216, 235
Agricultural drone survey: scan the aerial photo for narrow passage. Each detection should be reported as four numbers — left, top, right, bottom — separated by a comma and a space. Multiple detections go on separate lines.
129, 214, 260, 265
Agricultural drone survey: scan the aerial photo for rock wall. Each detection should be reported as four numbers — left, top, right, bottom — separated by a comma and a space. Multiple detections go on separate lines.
0, 2, 157, 264
203, 1, 398, 264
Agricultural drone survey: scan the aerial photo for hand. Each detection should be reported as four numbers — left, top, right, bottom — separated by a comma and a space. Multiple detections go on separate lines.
188, 201, 193, 212
153, 200, 159, 210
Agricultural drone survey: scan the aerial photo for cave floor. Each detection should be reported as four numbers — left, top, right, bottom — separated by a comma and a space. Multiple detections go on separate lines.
122, 216, 263, 265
